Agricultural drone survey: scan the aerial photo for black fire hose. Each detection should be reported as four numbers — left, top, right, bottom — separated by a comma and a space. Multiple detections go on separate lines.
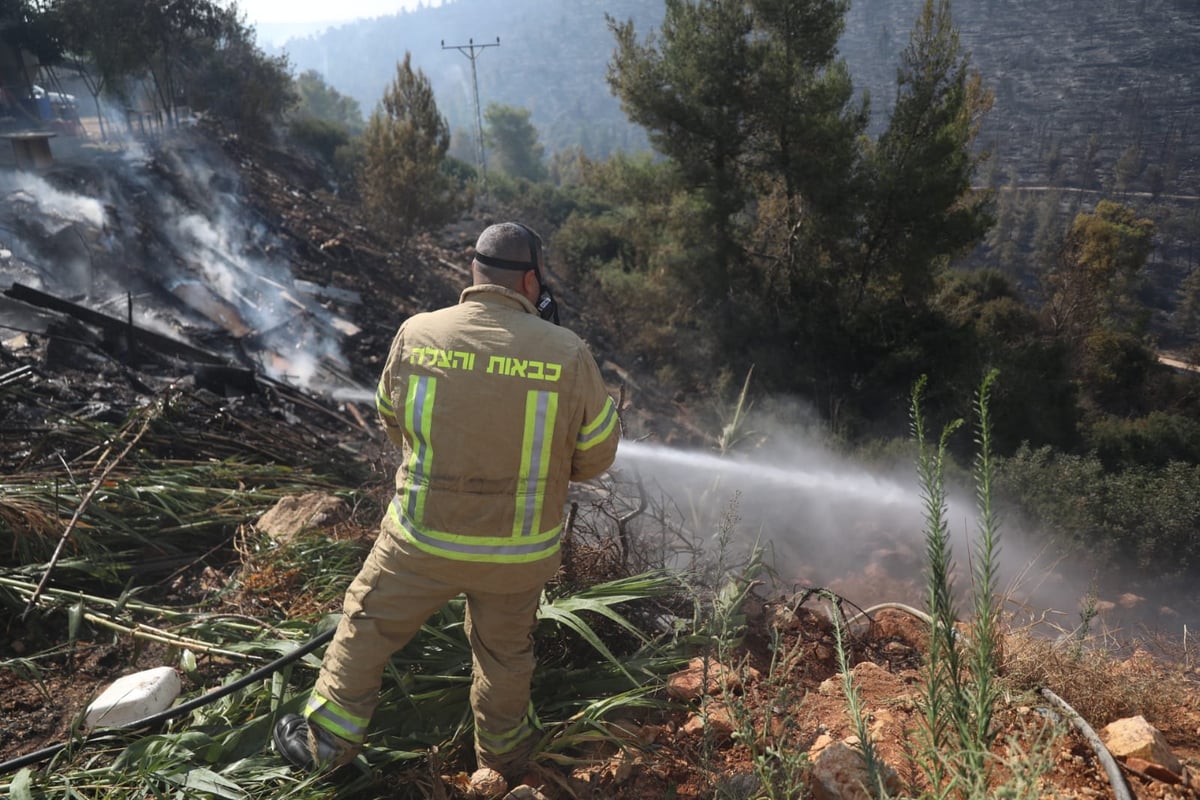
0, 626, 335, 776
1039, 686, 1134, 800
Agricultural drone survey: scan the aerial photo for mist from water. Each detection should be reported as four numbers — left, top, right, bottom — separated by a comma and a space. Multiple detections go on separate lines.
614, 438, 955, 605
610, 434, 1192, 633
618, 439, 924, 509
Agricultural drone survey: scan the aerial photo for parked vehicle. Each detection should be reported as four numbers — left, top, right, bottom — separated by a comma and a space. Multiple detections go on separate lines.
31, 85, 77, 110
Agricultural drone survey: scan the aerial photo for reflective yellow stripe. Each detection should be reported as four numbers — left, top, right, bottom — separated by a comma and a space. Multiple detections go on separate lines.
577, 396, 617, 451
389, 498, 561, 563
513, 390, 558, 538
375, 378, 395, 420
477, 702, 539, 754
305, 692, 369, 743
403, 375, 436, 523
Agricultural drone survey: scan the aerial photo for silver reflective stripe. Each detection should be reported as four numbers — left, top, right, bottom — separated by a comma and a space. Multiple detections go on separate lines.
514, 390, 558, 538
477, 702, 539, 754
477, 719, 533, 754
375, 378, 395, 420
404, 375, 435, 521
391, 495, 561, 558
577, 396, 617, 450
304, 692, 369, 743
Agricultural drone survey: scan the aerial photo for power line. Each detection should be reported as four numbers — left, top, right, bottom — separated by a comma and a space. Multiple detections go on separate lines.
441, 36, 499, 186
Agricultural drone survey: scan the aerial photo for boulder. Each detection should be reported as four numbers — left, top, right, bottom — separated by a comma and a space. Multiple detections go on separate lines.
680, 702, 736, 741
256, 491, 349, 543
666, 657, 748, 701
1100, 715, 1182, 775
809, 738, 900, 800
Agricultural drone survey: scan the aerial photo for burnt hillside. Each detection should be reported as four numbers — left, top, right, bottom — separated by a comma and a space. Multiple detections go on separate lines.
280, 0, 1200, 197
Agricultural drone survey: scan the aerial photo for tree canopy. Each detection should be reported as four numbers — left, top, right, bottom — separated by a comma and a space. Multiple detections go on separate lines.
360, 52, 467, 243
294, 69, 364, 133
484, 103, 546, 183
44, 0, 293, 137
586, 0, 993, 438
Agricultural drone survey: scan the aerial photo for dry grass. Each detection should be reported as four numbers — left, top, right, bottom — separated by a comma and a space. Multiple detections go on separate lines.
1001, 626, 1194, 727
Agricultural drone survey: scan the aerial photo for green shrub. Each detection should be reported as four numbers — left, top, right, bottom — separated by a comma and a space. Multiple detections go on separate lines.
287, 116, 351, 165
1085, 411, 1200, 468
994, 444, 1200, 576
1078, 329, 1156, 414
484, 173, 576, 228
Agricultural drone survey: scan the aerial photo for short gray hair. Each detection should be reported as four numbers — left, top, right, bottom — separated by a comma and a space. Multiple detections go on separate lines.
474, 222, 540, 265
472, 222, 541, 288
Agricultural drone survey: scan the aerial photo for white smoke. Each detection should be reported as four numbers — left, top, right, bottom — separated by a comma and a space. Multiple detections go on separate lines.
0, 128, 355, 392
0, 171, 107, 229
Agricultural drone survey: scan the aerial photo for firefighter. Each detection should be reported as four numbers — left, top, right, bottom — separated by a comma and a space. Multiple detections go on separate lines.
273, 222, 621, 781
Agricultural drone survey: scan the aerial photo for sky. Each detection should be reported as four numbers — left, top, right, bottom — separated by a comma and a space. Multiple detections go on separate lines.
231, 0, 443, 46
232, 0, 424, 25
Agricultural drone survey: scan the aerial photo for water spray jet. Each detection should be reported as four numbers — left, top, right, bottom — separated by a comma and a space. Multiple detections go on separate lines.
616, 440, 921, 509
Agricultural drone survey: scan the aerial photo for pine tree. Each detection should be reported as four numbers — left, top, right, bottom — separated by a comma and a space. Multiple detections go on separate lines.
602, 0, 995, 415
483, 103, 547, 182
360, 52, 466, 243
608, 0, 760, 318
294, 69, 364, 132
748, 0, 866, 271
859, 0, 994, 308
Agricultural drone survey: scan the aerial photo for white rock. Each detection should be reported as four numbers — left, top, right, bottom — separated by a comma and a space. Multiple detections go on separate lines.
85, 666, 181, 729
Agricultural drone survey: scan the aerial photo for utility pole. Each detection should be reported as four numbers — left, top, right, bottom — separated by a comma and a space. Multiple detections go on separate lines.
441, 37, 500, 186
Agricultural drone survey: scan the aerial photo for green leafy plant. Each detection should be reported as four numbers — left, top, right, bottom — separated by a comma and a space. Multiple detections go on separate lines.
906, 371, 1053, 799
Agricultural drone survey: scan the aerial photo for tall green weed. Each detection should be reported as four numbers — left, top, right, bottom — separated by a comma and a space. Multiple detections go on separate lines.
904, 371, 1054, 799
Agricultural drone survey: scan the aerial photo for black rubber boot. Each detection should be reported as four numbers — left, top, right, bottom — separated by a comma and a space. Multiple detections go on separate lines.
273, 713, 360, 771
273, 714, 315, 769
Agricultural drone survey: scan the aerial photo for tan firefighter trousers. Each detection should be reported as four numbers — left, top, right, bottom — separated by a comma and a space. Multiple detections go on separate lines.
308, 523, 557, 774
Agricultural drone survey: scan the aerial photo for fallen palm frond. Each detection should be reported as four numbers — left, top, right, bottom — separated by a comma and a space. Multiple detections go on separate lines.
4, 380, 369, 476
235, 528, 373, 618
0, 577, 316, 676
4, 568, 689, 799
539, 569, 684, 682
0, 381, 700, 796
534, 686, 668, 766
1, 462, 358, 603
368, 571, 688, 749
2, 384, 369, 591
23, 396, 164, 617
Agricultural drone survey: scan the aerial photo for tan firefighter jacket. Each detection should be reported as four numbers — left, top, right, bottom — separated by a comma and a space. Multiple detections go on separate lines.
374, 284, 620, 565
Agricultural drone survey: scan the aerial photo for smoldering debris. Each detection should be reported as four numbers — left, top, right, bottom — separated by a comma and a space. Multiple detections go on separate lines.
0, 122, 456, 400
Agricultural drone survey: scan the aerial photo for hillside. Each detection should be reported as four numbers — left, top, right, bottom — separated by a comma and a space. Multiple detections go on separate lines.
276, 0, 1200, 197
273, 0, 1200, 352
3, 111, 1200, 800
